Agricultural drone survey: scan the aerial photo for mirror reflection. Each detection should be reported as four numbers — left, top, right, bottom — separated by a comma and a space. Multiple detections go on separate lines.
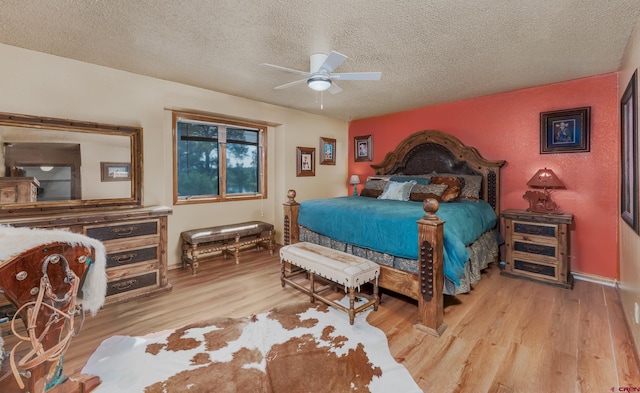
0, 112, 141, 215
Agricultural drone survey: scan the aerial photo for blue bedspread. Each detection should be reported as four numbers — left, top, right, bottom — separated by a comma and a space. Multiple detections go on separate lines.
298, 196, 497, 286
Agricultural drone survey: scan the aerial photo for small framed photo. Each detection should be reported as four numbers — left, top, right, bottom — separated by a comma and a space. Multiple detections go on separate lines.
101, 162, 131, 182
319, 137, 336, 165
540, 107, 591, 154
296, 147, 315, 177
354, 135, 373, 162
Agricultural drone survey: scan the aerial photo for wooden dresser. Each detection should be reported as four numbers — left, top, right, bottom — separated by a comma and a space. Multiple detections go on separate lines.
501, 209, 574, 288
0, 206, 173, 305
0, 177, 39, 203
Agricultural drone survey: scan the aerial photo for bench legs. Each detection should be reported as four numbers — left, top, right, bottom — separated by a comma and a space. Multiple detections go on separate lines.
182, 244, 199, 276
226, 234, 241, 264
183, 229, 275, 275
349, 287, 356, 325
373, 278, 379, 311
255, 230, 275, 257
281, 260, 379, 325
310, 273, 316, 303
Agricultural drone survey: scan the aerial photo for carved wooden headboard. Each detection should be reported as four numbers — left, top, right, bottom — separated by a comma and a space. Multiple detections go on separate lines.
370, 130, 506, 216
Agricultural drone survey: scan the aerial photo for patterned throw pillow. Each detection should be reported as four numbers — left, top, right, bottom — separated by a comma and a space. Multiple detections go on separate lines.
430, 176, 464, 202
437, 173, 483, 200
409, 183, 448, 202
360, 179, 388, 198
458, 175, 482, 200
378, 180, 417, 201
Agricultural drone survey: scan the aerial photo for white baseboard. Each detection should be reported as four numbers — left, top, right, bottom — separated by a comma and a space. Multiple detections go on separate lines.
572, 271, 617, 287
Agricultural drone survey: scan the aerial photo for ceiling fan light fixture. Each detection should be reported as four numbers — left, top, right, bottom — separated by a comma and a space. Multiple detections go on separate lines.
307, 76, 331, 91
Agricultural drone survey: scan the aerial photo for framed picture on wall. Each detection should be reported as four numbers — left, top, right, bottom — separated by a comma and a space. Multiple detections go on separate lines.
100, 162, 131, 182
319, 137, 336, 165
621, 70, 638, 232
296, 147, 315, 177
354, 135, 372, 162
540, 107, 591, 154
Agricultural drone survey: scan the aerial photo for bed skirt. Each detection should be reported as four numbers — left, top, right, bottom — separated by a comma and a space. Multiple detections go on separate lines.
299, 227, 500, 296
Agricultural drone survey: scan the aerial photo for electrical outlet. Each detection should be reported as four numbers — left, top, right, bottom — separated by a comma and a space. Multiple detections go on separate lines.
635, 302, 640, 324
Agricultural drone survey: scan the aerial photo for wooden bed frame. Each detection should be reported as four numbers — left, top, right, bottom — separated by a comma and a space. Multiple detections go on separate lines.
283, 130, 505, 336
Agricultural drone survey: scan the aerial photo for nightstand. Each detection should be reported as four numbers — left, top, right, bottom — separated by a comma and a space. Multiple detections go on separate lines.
501, 209, 574, 288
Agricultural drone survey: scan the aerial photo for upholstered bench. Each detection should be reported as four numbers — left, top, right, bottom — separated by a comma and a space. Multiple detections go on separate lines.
280, 242, 380, 325
181, 221, 274, 275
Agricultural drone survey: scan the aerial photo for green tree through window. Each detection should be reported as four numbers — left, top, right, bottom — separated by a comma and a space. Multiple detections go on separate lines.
174, 113, 265, 203
226, 128, 259, 194
177, 122, 219, 197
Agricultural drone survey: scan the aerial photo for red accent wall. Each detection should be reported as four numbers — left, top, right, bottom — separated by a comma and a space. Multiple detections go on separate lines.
349, 73, 619, 278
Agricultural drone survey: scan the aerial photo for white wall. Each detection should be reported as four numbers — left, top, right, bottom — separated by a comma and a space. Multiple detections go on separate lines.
618, 17, 640, 352
0, 43, 349, 268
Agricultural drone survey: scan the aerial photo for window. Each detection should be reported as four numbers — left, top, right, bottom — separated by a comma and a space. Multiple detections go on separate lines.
173, 112, 266, 203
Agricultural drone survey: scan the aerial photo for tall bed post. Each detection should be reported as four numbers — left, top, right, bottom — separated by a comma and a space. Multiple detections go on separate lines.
416, 199, 446, 336
282, 190, 301, 275
283, 190, 300, 245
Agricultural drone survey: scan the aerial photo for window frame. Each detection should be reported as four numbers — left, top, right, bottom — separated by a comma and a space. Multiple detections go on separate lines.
172, 111, 267, 204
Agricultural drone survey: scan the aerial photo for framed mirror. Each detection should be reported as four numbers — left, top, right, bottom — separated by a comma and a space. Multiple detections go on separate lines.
0, 112, 142, 216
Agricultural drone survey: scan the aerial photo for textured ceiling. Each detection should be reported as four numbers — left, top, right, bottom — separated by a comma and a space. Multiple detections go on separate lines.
0, 1, 639, 120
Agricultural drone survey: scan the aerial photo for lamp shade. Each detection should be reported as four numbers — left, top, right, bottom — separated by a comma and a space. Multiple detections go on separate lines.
349, 174, 361, 185
527, 168, 565, 189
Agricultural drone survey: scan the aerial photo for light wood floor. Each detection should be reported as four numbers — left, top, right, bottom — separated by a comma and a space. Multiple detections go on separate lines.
4, 246, 640, 392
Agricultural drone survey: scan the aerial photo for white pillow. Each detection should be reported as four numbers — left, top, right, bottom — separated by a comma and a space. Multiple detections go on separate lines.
378, 180, 417, 201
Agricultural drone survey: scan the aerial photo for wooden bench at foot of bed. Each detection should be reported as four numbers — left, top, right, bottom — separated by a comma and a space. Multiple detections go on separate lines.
283, 190, 447, 336
181, 221, 275, 275
280, 242, 380, 325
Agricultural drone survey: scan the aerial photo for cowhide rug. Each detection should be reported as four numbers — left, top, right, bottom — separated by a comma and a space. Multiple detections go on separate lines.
82, 300, 423, 393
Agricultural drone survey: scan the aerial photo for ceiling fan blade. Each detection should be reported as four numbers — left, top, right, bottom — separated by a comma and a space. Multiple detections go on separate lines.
330, 71, 382, 81
260, 63, 310, 77
328, 81, 343, 95
318, 51, 348, 74
274, 78, 308, 90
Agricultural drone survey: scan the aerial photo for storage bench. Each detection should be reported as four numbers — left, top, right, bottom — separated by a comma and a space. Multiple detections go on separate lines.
181, 221, 274, 275
280, 242, 380, 325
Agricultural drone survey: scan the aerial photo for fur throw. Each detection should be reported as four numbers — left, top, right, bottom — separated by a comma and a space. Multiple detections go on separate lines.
0, 225, 107, 315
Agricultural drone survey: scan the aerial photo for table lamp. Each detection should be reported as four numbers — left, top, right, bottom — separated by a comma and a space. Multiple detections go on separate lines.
349, 174, 361, 196
523, 168, 565, 213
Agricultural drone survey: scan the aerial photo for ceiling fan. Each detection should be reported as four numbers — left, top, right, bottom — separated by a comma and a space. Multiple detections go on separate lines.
260, 51, 382, 95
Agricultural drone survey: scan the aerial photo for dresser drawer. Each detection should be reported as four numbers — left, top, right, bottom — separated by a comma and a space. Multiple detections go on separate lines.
86, 220, 159, 241
512, 221, 557, 238
513, 259, 558, 281
106, 271, 158, 297
106, 246, 158, 269
512, 240, 558, 260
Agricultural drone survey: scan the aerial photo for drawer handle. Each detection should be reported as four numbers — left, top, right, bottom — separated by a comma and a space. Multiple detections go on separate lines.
112, 279, 136, 291
527, 227, 546, 235
523, 263, 544, 273
115, 253, 136, 263
520, 244, 551, 253
112, 227, 135, 236
516, 223, 553, 236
